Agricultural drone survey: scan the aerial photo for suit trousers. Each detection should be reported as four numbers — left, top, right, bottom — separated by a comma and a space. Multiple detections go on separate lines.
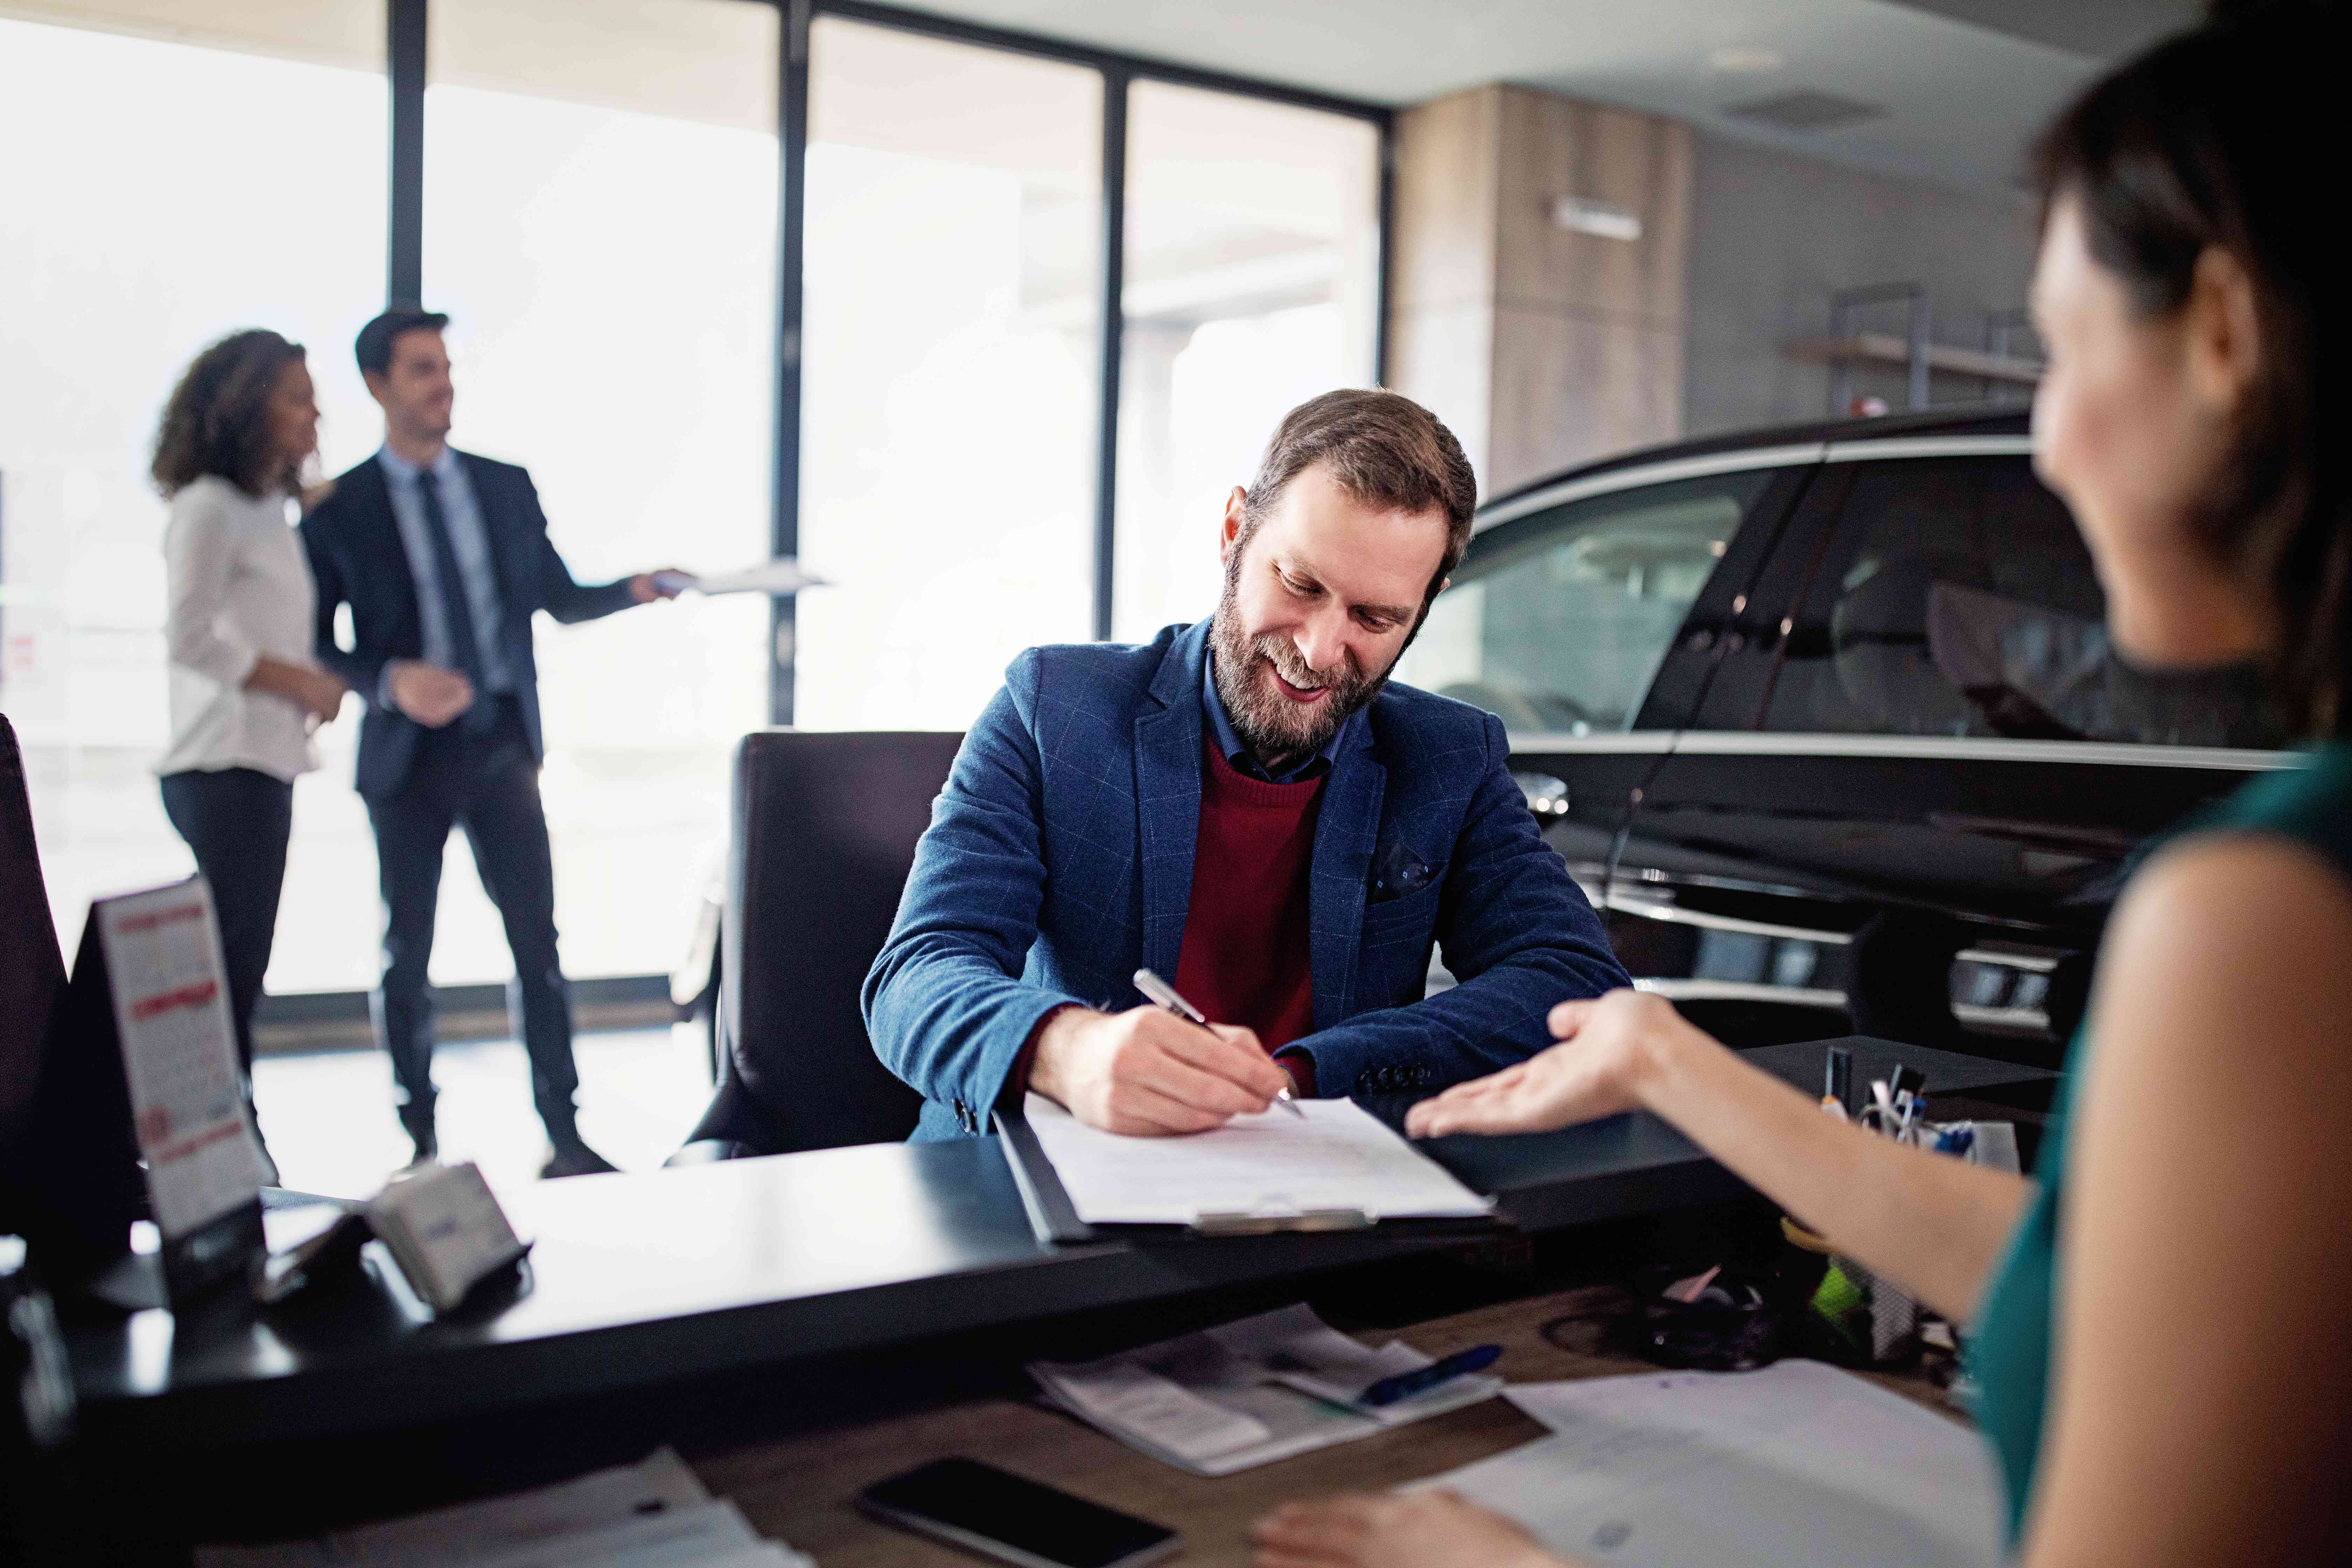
364, 698, 579, 1142
158, 766, 292, 1088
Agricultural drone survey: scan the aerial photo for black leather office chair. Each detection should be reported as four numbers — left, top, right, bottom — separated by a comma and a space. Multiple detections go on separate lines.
671, 730, 964, 1160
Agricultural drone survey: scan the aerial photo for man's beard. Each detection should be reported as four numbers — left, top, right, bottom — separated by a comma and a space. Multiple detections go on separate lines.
1209, 573, 1394, 774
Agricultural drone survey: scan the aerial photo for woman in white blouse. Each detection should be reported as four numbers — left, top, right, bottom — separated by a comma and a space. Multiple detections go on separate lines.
151, 329, 347, 1168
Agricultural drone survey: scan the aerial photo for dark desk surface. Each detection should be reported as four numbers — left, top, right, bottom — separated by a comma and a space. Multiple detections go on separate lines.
697, 1282, 1967, 1568
63, 1036, 2048, 1449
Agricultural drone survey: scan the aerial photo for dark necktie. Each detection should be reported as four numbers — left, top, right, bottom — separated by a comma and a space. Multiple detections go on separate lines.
414, 467, 496, 735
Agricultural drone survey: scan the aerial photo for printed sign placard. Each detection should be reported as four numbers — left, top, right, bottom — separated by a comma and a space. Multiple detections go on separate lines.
83, 877, 268, 1301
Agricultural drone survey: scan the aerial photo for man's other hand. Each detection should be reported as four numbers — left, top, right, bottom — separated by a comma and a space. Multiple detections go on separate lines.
629, 569, 688, 603
387, 659, 475, 728
1029, 1005, 1291, 1135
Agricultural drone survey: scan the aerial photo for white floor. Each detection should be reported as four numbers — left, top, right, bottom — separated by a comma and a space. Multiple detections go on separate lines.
250, 1024, 719, 1202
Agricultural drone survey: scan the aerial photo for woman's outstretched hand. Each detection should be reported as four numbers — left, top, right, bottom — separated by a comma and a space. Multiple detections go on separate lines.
1251, 1491, 1568, 1568
1405, 989, 1700, 1140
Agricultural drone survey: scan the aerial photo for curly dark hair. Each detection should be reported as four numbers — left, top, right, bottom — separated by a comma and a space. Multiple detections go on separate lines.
150, 329, 310, 499
2035, 0, 2348, 735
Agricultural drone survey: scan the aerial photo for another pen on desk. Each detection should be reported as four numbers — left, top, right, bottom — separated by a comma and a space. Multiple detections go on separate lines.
1133, 967, 1305, 1118
1360, 1344, 1503, 1408
1822, 1046, 1853, 1120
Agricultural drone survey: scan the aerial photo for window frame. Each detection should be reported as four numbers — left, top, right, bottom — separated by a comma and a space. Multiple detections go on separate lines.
384, 0, 1394, 723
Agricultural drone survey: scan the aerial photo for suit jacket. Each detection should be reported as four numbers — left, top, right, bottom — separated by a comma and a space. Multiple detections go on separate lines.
299, 451, 636, 800
863, 619, 1630, 1140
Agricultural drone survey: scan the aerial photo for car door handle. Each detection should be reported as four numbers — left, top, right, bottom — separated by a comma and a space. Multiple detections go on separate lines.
1514, 771, 1571, 818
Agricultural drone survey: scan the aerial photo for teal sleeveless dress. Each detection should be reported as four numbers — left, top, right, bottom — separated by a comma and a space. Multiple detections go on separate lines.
1970, 742, 2352, 1542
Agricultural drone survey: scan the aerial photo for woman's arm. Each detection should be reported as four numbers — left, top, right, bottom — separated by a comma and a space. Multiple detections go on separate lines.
2021, 837, 2352, 1564
1407, 989, 2030, 1322
241, 655, 344, 723
162, 489, 262, 689
164, 490, 342, 722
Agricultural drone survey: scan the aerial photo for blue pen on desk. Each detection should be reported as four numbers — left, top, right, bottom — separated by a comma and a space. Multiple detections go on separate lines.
1360, 1343, 1502, 1408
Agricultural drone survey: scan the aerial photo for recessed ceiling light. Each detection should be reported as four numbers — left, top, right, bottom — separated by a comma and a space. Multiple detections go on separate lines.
1708, 45, 1784, 73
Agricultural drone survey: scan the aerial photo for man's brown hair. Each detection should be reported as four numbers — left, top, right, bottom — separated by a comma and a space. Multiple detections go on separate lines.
1239, 388, 1478, 618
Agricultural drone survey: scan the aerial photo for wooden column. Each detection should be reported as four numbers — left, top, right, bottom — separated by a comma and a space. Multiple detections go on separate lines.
1388, 85, 1692, 498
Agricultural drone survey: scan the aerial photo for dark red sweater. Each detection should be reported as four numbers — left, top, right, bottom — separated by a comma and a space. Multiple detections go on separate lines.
1173, 737, 1323, 1055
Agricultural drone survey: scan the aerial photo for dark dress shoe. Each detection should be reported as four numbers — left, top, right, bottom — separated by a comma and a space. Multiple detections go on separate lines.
404, 1127, 438, 1170
540, 1140, 618, 1180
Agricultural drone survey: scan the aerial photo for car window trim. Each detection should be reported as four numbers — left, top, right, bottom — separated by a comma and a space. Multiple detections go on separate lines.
1662, 731, 2293, 770
1821, 434, 2036, 462
1473, 443, 1827, 533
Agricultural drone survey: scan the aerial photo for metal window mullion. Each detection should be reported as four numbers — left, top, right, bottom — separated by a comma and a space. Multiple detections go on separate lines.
1092, 69, 1128, 643
1373, 115, 1394, 388
771, 0, 810, 726
387, 0, 426, 305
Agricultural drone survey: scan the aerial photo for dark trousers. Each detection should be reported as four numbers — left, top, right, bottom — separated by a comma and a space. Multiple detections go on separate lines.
365, 699, 579, 1143
158, 767, 292, 1091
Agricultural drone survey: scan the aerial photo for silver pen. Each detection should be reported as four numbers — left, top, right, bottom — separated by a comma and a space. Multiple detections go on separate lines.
1132, 967, 1306, 1118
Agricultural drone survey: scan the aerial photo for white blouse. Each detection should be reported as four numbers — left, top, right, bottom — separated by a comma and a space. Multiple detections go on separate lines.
156, 476, 321, 782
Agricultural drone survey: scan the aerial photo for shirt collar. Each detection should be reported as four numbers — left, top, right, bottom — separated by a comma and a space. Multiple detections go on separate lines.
375, 445, 459, 486
1202, 647, 1351, 784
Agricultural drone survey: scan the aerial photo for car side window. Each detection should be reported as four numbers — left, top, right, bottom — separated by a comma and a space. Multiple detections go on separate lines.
1395, 470, 1776, 734
1756, 456, 2284, 747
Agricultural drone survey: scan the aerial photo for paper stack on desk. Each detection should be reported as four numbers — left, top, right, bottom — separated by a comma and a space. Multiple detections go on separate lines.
1022, 1092, 1493, 1227
195, 1449, 814, 1568
1411, 1360, 2003, 1568
1029, 1303, 1503, 1475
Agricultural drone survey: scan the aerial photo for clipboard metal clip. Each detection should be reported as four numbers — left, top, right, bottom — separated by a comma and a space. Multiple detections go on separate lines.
1188, 1207, 1376, 1236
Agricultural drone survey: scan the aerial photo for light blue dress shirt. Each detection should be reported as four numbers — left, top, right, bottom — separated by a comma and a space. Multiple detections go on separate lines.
375, 445, 514, 695
1202, 647, 1357, 784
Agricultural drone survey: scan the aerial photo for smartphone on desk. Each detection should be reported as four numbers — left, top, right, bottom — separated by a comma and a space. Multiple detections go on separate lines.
857, 1457, 1180, 1568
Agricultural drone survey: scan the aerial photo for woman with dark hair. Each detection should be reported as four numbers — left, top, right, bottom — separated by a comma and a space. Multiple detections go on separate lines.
153, 329, 346, 1176
1255, 4, 2352, 1564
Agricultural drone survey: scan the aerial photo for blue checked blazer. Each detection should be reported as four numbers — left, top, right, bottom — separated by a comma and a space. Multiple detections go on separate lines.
863, 619, 1629, 1140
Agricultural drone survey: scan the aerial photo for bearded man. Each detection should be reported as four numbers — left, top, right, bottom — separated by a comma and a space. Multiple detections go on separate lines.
863, 389, 1627, 1139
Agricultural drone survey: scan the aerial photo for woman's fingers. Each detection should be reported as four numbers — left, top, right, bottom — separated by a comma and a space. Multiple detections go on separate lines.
1548, 996, 1603, 1038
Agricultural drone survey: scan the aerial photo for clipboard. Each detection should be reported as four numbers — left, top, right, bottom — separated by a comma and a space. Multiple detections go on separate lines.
993, 1107, 1510, 1247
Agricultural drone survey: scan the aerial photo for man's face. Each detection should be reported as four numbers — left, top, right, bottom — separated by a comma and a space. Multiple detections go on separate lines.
1210, 460, 1448, 768
364, 328, 455, 441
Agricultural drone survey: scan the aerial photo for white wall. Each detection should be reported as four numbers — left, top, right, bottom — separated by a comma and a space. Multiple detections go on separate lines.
1682, 132, 2039, 438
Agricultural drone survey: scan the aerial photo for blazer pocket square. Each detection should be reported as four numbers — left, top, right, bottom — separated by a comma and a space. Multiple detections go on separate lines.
1368, 843, 1440, 903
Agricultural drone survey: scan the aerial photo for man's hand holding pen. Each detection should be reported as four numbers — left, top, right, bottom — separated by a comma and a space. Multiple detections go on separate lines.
1028, 1003, 1294, 1136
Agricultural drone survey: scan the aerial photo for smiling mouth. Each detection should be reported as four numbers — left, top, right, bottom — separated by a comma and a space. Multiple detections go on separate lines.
1269, 667, 1329, 704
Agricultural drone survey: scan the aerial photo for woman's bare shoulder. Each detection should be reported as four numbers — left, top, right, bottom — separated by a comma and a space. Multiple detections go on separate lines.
2098, 832, 2352, 1083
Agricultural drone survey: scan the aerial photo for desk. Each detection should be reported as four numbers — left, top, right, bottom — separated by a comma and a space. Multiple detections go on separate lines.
692, 1284, 1964, 1568
63, 1036, 2043, 1454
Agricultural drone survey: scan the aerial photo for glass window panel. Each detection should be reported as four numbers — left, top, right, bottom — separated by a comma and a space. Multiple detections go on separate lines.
1394, 472, 1774, 734
0, 5, 386, 987
796, 18, 1102, 730
1111, 82, 1381, 643
423, 0, 779, 983
1759, 458, 2283, 747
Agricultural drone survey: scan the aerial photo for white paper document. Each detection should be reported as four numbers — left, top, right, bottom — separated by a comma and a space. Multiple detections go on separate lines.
97, 879, 268, 1235
677, 559, 828, 596
196, 1449, 815, 1568
1029, 1303, 1503, 1475
1022, 1092, 1493, 1226
1412, 1360, 2004, 1568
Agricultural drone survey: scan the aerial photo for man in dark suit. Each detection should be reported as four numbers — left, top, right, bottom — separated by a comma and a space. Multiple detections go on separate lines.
301, 308, 682, 1177
865, 389, 1627, 1141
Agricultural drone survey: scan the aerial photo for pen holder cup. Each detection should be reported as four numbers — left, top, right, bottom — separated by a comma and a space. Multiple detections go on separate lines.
1782, 1217, 1920, 1366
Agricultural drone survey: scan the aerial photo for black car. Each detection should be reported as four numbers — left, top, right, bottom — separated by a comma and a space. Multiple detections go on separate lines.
1393, 405, 2290, 1064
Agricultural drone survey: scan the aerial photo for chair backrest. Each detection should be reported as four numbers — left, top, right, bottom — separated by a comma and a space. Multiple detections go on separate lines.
707, 729, 964, 1153
0, 716, 64, 1150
